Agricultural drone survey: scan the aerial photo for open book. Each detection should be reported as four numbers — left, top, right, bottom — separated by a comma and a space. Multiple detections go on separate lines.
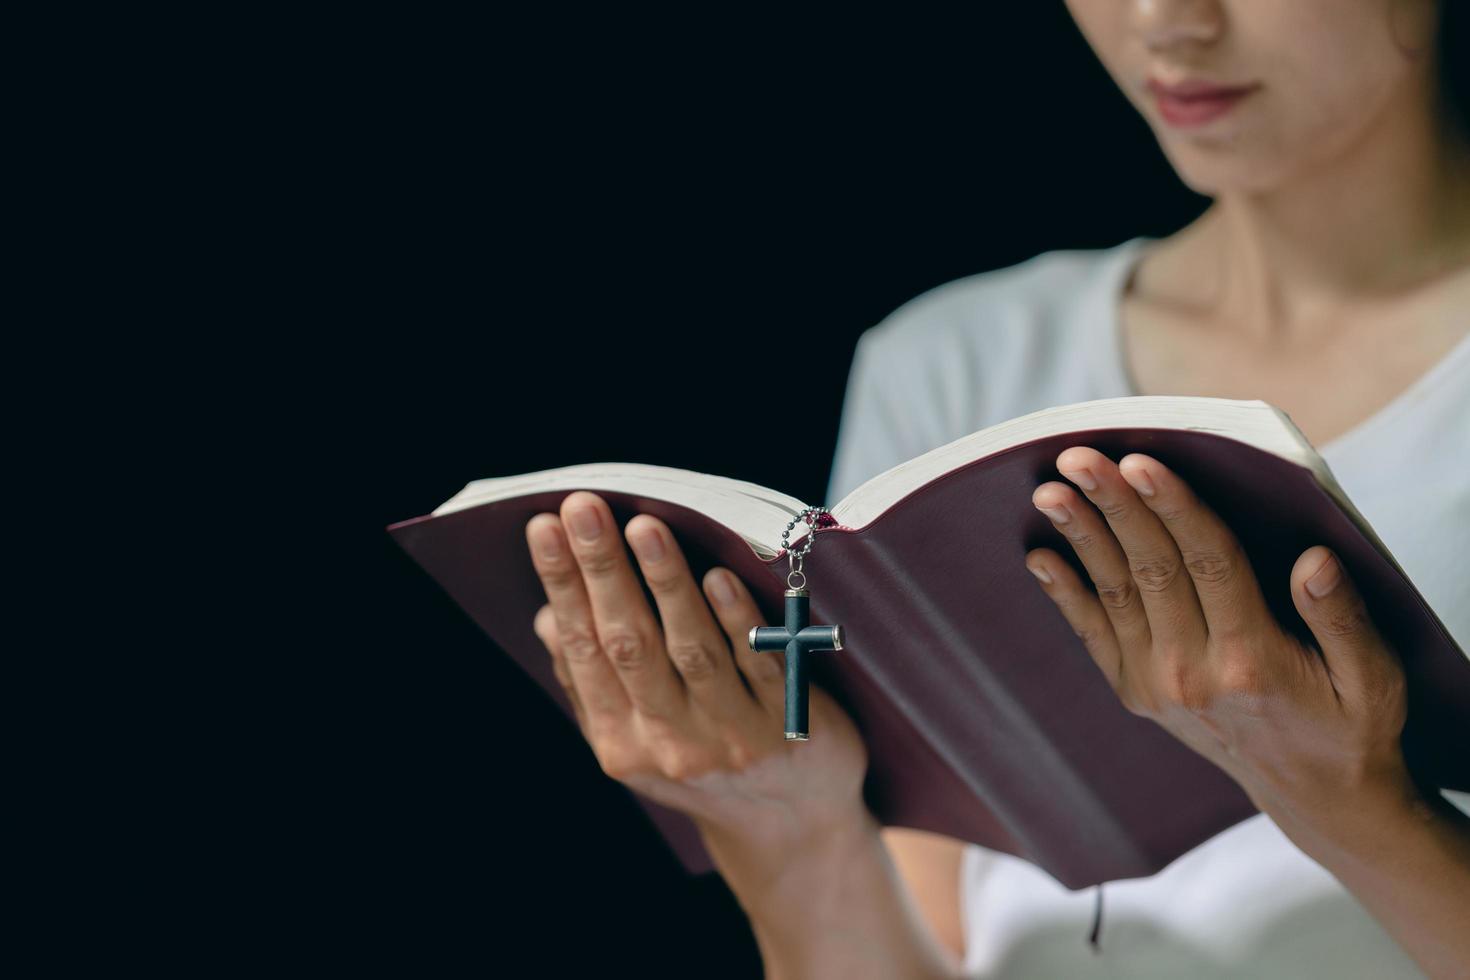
388, 395, 1470, 890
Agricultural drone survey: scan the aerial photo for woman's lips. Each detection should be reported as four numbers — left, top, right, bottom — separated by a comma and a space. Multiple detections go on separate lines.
1146, 78, 1260, 128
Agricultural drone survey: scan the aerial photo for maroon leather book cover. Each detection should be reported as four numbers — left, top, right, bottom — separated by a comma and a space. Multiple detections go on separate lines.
387, 428, 1470, 890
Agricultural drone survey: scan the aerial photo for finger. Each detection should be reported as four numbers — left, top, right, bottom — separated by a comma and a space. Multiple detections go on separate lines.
1026, 547, 1130, 701
1290, 546, 1402, 712
1117, 452, 1273, 645
560, 492, 689, 723
1032, 475, 1153, 657
1055, 447, 1208, 651
624, 514, 765, 723
533, 601, 589, 733
702, 566, 786, 716
525, 511, 631, 727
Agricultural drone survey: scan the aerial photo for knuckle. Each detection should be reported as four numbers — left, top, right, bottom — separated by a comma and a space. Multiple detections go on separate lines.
1098, 497, 1132, 522
601, 629, 648, 669
1184, 546, 1238, 586
725, 735, 760, 773
576, 547, 624, 578
662, 759, 698, 782
1129, 554, 1181, 594
537, 562, 580, 589
659, 748, 708, 783
1151, 498, 1192, 523
1217, 657, 1270, 712
1095, 577, 1137, 610
559, 625, 603, 664
662, 760, 695, 783
598, 752, 638, 783
1318, 601, 1370, 639
1066, 528, 1099, 550
1159, 659, 1212, 713
666, 639, 718, 680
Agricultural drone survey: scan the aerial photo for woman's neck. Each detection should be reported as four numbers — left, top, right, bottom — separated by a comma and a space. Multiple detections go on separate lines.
1191, 84, 1470, 341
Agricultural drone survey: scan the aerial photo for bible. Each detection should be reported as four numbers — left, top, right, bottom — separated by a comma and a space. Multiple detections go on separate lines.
387, 394, 1470, 890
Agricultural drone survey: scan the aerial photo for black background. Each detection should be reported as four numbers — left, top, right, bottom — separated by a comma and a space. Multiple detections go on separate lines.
299, 7, 1209, 976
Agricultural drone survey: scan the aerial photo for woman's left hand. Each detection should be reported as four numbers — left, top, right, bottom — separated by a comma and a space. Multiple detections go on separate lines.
1025, 446, 1425, 850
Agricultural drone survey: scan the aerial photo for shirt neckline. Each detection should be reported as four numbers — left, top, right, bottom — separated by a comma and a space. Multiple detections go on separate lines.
1095, 235, 1470, 460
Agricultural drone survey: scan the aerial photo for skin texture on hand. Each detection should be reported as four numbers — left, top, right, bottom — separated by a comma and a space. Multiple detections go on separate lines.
1024, 446, 1418, 831
526, 492, 965, 979
1027, 447, 1470, 978
524, 490, 869, 853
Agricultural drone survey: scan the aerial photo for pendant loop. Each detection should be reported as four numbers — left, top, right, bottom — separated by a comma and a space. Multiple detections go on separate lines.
780, 505, 831, 564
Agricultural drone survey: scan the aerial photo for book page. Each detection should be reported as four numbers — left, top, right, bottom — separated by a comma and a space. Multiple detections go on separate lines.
830, 396, 1317, 530
826, 393, 1418, 601
429, 462, 808, 559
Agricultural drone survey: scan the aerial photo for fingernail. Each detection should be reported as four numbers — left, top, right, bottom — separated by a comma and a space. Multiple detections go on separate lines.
1305, 552, 1341, 598
630, 529, 665, 562
709, 570, 737, 606
569, 506, 601, 542
1123, 467, 1155, 497
1060, 468, 1098, 491
1028, 563, 1053, 585
1036, 503, 1071, 524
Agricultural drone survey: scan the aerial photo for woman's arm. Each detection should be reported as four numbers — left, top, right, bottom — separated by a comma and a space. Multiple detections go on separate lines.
1024, 446, 1470, 978
700, 807, 967, 980
525, 492, 969, 980
1270, 782, 1470, 980
881, 828, 967, 964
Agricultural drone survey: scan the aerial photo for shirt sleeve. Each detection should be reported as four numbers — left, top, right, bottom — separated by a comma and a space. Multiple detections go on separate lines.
823, 324, 930, 505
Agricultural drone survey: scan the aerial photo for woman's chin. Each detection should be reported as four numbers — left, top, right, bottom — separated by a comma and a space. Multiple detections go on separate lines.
1158, 144, 1298, 198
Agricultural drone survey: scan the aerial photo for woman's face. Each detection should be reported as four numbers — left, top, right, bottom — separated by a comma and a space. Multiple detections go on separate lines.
1064, 0, 1440, 194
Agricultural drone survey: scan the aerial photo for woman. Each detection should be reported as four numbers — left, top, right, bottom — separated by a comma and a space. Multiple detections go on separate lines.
523, 1, 1470, 976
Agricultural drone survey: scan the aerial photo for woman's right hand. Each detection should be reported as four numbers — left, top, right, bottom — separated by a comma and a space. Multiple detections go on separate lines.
524, 491, 869, 857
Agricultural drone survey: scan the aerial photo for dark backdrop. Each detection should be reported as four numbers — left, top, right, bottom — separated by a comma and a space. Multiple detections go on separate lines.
311, 7, 1207, 976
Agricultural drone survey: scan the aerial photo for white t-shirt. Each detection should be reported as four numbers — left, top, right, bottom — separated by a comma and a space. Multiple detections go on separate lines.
824, 235, 1470, 979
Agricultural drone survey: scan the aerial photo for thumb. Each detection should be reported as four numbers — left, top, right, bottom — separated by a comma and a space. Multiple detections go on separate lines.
1291, 545, 1394, 704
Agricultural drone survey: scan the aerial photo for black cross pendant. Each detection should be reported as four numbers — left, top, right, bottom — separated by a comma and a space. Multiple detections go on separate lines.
747, 588, 844, 740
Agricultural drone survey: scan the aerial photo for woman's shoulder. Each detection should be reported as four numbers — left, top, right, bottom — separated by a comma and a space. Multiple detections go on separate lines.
859, 238, 1148, 359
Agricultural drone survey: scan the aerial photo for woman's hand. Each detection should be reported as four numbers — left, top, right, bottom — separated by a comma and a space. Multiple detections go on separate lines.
524, 490, 869, 856
1024, 446, 1424, 849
